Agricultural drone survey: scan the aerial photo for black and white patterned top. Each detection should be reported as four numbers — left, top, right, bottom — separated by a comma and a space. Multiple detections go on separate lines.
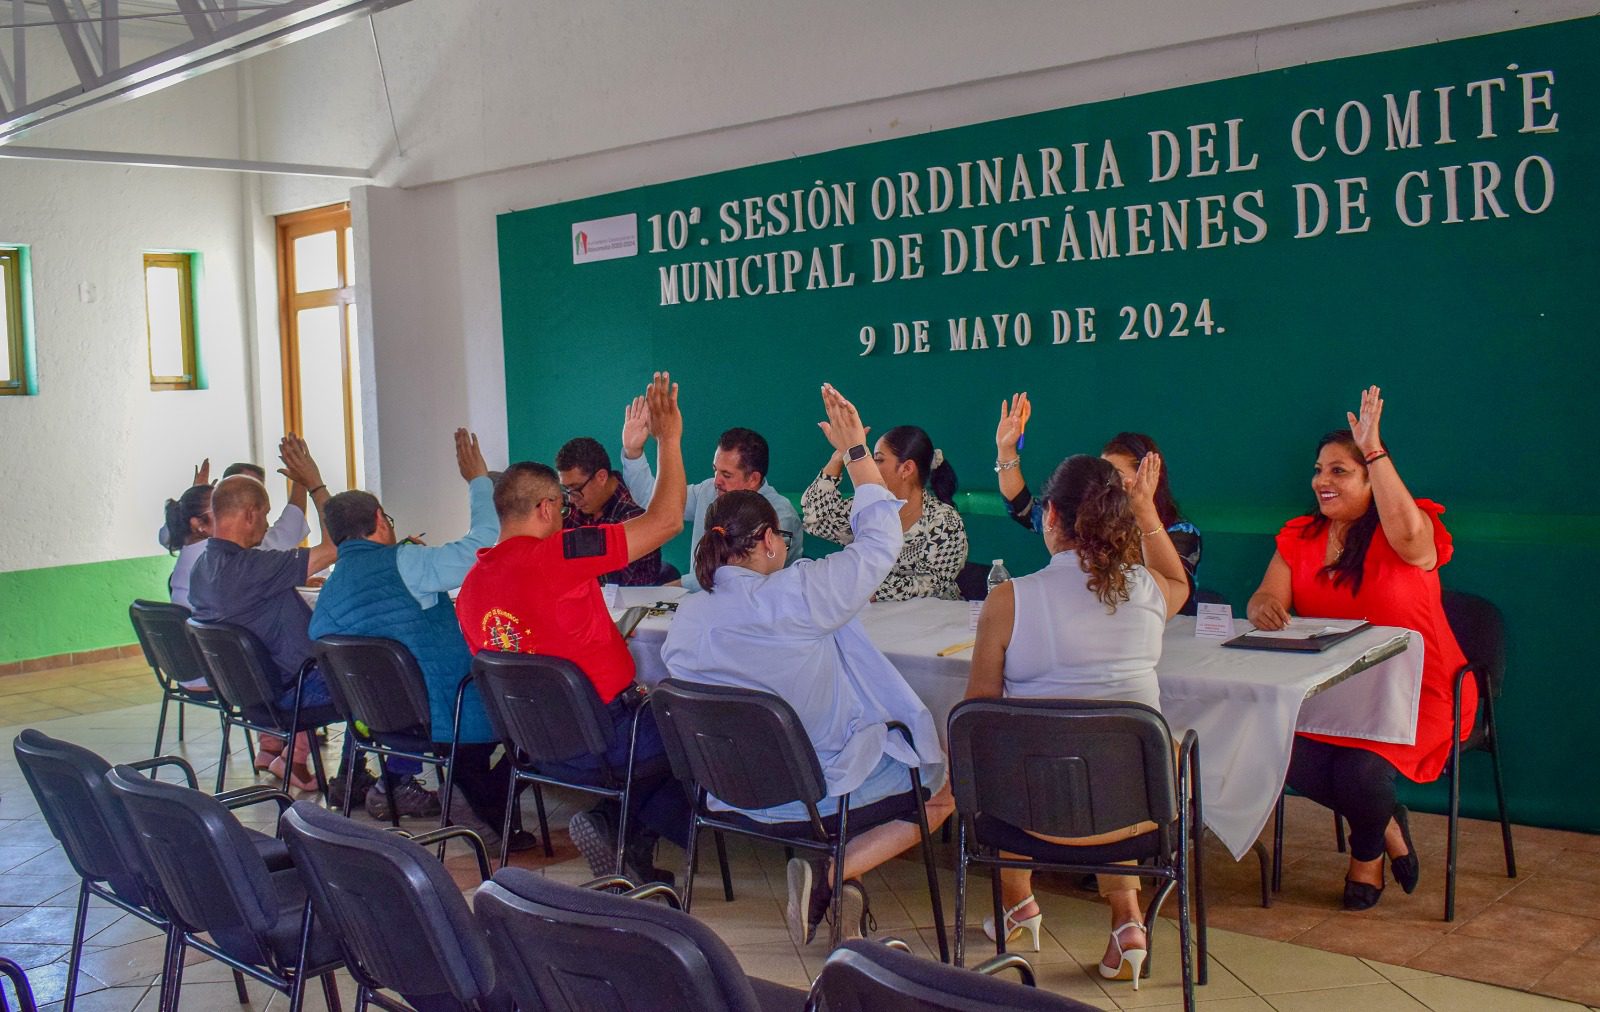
801, 472, 969, 601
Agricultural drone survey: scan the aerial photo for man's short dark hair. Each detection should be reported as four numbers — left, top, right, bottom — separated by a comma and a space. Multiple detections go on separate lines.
494, 462, 561, 521
555, 437, 611, 477
719, 427, 769, 479
324, 490, 381, 545
222, 462, 266, 482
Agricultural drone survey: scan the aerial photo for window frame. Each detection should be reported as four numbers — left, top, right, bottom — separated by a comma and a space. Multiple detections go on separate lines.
0, 247, 24, 396
144, 251, 198, 392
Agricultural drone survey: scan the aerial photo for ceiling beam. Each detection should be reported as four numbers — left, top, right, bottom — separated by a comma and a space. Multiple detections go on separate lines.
0, 142, 374, 179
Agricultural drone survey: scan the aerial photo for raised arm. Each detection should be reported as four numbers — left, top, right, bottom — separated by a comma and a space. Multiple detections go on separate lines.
618, 394, 659, 508
1127, 452, 1189, 620
1348, 386, 1436, 569
396, 429, 500, 595
278, 435, 336, 575
622, 374, 686, 562
995, 393, 1041, 531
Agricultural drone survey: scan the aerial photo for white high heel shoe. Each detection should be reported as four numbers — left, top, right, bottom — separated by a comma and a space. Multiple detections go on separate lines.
1099, 921, 1149, 989
981, 895, 1043, 952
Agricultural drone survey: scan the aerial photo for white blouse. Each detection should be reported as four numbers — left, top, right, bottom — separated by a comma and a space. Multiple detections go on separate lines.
661, 483, 946, 805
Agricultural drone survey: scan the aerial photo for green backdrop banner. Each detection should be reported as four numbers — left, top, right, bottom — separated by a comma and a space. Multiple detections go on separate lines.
499, 19, 1600, 833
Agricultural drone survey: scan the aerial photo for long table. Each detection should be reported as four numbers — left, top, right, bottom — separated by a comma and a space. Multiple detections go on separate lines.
611, 589, 1421, 860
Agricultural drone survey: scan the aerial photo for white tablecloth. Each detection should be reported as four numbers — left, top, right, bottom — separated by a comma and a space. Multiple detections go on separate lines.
613, 592, 1422, 860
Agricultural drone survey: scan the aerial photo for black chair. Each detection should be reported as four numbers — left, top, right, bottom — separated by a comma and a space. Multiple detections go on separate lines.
103, 764, 345, 1012
130, 600, 253, 761
470, 651, 642, 871
187, 618, 339, 796
649, 679, 948, 959
10, 729, 291, 1012
1441, 590, 1516, 920
956, 563, 990, 602
474, 867, 810, 1011
279, 800, 507, 1011
0, 957, 38, 1012
946, 699, 1204, 1012
808, 938, 1105, 1011
1270, 591, 1517, 922
312, 635, 453, 829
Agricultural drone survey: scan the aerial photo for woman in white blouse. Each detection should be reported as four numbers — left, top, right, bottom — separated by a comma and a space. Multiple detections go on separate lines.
964, 453, 1188, 988
802, 424, 968, 601
662, 384, 954, 948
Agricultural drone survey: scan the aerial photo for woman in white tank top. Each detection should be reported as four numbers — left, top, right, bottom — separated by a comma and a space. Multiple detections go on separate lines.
965, 453, 1190, 988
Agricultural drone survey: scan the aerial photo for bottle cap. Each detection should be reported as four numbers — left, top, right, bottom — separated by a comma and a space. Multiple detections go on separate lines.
992, 559, 1004, 565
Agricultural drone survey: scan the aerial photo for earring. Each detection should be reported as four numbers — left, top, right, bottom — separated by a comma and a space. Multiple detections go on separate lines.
765, 548, 776, 560
1044, 525, 1055, 533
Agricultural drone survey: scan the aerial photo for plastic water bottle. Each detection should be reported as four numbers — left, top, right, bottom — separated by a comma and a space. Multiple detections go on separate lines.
986, 559, 1012, 596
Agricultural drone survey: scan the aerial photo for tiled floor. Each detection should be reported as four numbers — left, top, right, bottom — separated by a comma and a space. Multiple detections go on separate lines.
2, 658, 1598, 1011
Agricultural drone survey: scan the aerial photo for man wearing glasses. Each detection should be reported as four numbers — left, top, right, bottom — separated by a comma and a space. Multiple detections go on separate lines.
555, 436, 665, 586
620, 405, 803, 591
455, 373, 692, 885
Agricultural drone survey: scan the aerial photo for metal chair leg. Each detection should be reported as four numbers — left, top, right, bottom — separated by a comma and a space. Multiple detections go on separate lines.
715, 832, 734, 902
61, 881, 90, 1012
153, 694, 171, 759
377, 756, 401, 829
177, 701, 186, 742
532, 782, 553, 858
953, 820, 969, 968
231, 970, 249, 1003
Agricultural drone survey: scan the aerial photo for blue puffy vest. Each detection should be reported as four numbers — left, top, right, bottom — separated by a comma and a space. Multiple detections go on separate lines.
308, 539, 492, 743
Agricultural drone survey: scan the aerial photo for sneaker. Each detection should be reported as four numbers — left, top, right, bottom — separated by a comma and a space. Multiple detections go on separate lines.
786, 857, 832, 945
839, 879, 874, 941
568, 808, 619, 878
364, 776, 441, 820
328, 763, 376, 811
624, 832, 675, 889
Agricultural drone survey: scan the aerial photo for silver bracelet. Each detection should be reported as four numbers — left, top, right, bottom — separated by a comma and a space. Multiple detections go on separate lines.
994, 457, 1020, 472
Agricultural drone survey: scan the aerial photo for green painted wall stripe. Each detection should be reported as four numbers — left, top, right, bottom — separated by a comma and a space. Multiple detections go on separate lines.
0, 555, 172, 664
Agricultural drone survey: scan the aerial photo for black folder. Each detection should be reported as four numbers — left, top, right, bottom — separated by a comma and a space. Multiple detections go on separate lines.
1222, 620, 1371, 653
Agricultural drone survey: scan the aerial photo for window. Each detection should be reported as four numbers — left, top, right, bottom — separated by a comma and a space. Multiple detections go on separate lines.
144, 252, 198, 391
0, 247, 24, 396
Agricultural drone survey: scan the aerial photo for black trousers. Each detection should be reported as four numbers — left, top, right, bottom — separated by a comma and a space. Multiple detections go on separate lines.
1285, 736, 1398, 862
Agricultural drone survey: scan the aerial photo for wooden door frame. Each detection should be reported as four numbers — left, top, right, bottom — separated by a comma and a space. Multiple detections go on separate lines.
276, 203, 356, 487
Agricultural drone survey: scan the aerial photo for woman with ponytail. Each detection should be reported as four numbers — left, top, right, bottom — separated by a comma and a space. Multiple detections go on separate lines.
802, 423, 968, 600
1246, 387, 1463, 911
163, 484, 215, 691
963, 452, 1189, 986
663, 384, 953, 949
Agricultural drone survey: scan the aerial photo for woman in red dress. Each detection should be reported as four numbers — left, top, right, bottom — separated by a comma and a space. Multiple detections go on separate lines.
1247, 386, 1470, 910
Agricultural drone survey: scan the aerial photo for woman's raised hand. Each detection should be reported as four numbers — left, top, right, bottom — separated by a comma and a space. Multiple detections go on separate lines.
621, 394, 651, 458
1127, 451, 1163, 518
818, 383, 868, 453
995, 392, 1030, 454
645, 372, 681, 442
1347, 385, 1384, 456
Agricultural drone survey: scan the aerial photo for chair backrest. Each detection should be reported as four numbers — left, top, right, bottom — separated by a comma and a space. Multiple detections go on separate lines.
947, 698, 1176, 843
130, 600, 215, 694
1442, 590, 1507, 698
311, 636, 433, 735
648, 679, 826, 812
0, 956, 39, 1012
278, 802, 499, 1005
813, 940, 1099, 1012
103, 764, 283, 967
10, 730, 155, 906
1193, 588, 1229, 608
471, 651, 616, 765
474, 868, 765, 1012
186, 618, 287, 714
956, 562, 990, 602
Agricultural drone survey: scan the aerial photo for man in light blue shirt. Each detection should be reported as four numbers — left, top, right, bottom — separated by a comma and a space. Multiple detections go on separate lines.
619, 396, 802, 591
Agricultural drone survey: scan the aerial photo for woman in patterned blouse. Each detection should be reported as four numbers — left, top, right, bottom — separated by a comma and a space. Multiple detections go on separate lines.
802, 424, 969, 601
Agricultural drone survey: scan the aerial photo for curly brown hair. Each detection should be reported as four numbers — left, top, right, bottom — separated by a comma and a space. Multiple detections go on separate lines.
1042, 455, 1143, 611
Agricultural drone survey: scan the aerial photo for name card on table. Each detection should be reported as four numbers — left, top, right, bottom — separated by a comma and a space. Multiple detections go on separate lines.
1195, 603, 1236, 639
969, 601, 983, 631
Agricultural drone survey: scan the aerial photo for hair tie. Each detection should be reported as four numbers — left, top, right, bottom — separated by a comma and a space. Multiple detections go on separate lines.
710, 526, 727, 535
931, 448, 944, 469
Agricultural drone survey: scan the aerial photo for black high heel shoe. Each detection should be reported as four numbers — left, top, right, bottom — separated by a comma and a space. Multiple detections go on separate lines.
1390, 804, 1420, 894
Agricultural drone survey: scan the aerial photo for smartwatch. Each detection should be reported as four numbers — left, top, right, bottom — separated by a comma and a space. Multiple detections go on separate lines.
845, 443, 870, 463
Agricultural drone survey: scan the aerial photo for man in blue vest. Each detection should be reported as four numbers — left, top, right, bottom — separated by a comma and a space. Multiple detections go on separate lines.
309, 428, 528, 848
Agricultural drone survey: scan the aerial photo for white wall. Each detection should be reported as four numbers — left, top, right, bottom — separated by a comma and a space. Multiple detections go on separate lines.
345, 0, 1593, 543
0, 67, 255, 573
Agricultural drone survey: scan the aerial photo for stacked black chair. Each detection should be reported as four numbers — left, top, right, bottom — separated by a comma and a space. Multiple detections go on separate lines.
279, 800, 508, 1011
810, 938, 1105, 1011
103, 764, 344, 1012
1269, 591, 1517, 922
649, 679, 948, 959
469, 651, 641, 871
187, 618, 340, 796
312, 635, 453, 829
10, 729, 290, 1012
946, 699, 1204, 1012
130, 600, 253, 762
474, 867, 809, 1011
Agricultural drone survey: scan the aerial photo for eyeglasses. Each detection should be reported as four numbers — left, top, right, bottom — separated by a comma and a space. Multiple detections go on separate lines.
383, 511, 395, 529
765, 527, 794, 549
535, 495, 570, 519
561, 473, 597, 499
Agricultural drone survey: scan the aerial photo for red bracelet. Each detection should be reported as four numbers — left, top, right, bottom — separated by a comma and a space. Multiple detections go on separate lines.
1364, 450, 1389, 465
